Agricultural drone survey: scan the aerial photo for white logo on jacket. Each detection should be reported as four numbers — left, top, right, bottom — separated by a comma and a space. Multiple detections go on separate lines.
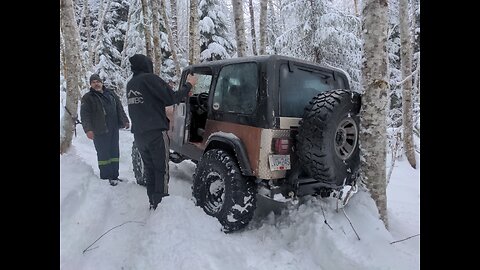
127, 89, 144, 104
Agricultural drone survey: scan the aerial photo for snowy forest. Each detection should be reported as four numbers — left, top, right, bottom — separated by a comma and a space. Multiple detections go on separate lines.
60, 0, 420, 226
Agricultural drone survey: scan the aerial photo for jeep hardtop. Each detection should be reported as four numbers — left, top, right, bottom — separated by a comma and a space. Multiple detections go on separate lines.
132, 55, 361, 232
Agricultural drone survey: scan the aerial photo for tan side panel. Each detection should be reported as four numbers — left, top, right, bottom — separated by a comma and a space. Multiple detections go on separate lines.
204, 120, 261, 175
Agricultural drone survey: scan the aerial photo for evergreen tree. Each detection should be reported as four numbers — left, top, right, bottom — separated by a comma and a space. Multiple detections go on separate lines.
198, 0, 234, 61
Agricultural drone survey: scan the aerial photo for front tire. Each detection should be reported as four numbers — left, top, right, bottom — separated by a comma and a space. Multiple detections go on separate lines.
192, 149, 256, 233
132, 141, 147, 186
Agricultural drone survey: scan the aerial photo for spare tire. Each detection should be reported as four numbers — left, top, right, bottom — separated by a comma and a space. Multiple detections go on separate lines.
131, 141, 147, 186
296, 89, 361, 188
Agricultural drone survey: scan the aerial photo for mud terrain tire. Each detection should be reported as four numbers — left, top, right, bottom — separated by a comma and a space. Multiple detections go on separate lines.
193, 149, 256, 233
132, 141, 147, 186
296, 89, 361, 188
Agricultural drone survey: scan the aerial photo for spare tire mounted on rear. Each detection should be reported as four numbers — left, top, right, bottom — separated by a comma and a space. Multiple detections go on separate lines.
296, 89, 361, 188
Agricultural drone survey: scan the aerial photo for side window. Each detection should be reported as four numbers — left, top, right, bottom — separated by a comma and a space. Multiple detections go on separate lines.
191, 74, 212, 94
213, 63, 258, 114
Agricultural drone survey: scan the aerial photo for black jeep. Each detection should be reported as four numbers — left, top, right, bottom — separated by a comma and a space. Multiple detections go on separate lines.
132, 55, 361, 232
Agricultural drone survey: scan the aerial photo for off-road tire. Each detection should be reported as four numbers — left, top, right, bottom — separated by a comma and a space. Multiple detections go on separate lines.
192, 149, 256, 233
296, 89, 361, 188
132, 141, 147, 186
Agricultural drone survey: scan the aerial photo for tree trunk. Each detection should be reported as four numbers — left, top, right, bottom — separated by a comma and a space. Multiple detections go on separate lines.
150, 0, 163, 75
399, 0, 416, 169
120, 1, 134, 75
93, 0, 113, 66
84, 0, 92, 65
170, 0, 178, 49
248, 0, 257, 55
360, 0, 389, 228
189, 0, 199, 64
60, 0, 83, 154
354, 0, 358, 16
231, 0, 247, 57
141, 0, 153, 58
259, 0, 267, 55
160, 0, 181, 77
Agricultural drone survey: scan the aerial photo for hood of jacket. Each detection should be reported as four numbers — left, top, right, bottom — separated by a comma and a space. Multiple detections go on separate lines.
129, 54, 154, 75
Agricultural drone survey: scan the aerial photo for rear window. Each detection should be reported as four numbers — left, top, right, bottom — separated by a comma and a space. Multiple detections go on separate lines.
279, 63, 344, 117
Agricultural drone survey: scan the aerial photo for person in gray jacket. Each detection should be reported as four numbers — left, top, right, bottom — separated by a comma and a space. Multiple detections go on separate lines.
126, 54, 197, 210
80, 74, 130, 186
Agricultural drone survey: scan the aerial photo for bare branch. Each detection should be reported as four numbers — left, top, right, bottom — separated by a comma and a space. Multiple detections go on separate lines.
342, 208, 360, 240
390, 233, 420, 244
83, 221, 145, 254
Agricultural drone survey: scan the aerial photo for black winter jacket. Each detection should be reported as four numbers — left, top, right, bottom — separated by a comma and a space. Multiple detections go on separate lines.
80, 87, 129, 135
126, 54, 192, 134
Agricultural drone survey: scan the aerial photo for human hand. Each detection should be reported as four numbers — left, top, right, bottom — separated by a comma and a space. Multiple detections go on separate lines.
186, 73, 198, 87
86, 131, 94, 140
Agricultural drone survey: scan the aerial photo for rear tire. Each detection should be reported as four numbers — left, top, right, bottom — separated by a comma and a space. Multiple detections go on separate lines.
192, 149, 256, 233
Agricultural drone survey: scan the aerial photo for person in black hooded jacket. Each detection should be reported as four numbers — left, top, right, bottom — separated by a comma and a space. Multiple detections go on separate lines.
81, 74, 130, 186
126, 54, 197, 210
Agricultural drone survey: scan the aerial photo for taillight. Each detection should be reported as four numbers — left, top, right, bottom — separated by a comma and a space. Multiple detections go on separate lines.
273, 138, 291, 154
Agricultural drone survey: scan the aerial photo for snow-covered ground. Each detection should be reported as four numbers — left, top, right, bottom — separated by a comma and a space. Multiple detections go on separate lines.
60, 117, 419, 270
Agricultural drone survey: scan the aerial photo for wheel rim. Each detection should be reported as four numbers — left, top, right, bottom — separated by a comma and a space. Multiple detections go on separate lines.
334, 118, 358, 160
204, 171, 225, 214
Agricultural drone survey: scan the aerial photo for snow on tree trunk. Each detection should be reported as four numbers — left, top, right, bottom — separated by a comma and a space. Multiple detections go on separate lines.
60, 0, 82, 154
93, 0, 113, 66
360, 0, 389, 228
259, 0, 267, 55
84, 0, 92, 65
231, 0, 247, 57
170, 0, 179, 49
120, 1, 133, 74
141, 0, 153, 59
160, 0, 180, 77
248, 0, 258, 55
189, 0, 199, 64
399, 0, 416, 169
151, 0, 163, 75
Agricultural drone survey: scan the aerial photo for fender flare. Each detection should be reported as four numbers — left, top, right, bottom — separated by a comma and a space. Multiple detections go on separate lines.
205, 134, 253, 176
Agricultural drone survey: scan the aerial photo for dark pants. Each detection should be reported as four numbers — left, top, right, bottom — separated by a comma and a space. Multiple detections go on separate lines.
134, 129, 170, 205
93, 129, 120, 180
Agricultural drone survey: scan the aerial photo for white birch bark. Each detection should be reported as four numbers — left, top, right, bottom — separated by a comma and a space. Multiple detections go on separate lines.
259, 0, 267, 55
151, 0, 163, 75
60, 0, 83, 154
359, 0, 389, 228
170, 0, 179, 49
188, 0, 199, 64
141, 0, 154, 58
160, 0, 181, 77
231, 0, 247, 57
399, 0, 416, 169
248, 0, 258, 55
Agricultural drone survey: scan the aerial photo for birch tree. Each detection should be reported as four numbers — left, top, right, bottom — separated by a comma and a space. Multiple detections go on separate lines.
259, 0, 267, 54
359, 0, 389, 227
60, 0, 83, 154
160, 0, 180, 76
141, 0, 153, 58
231, 0, 247, 57
189, 0, 200, 64
170, 0, 179, 49
400, 0, 416, 168
248, 0, 258, 55
151, 0, 163, 75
